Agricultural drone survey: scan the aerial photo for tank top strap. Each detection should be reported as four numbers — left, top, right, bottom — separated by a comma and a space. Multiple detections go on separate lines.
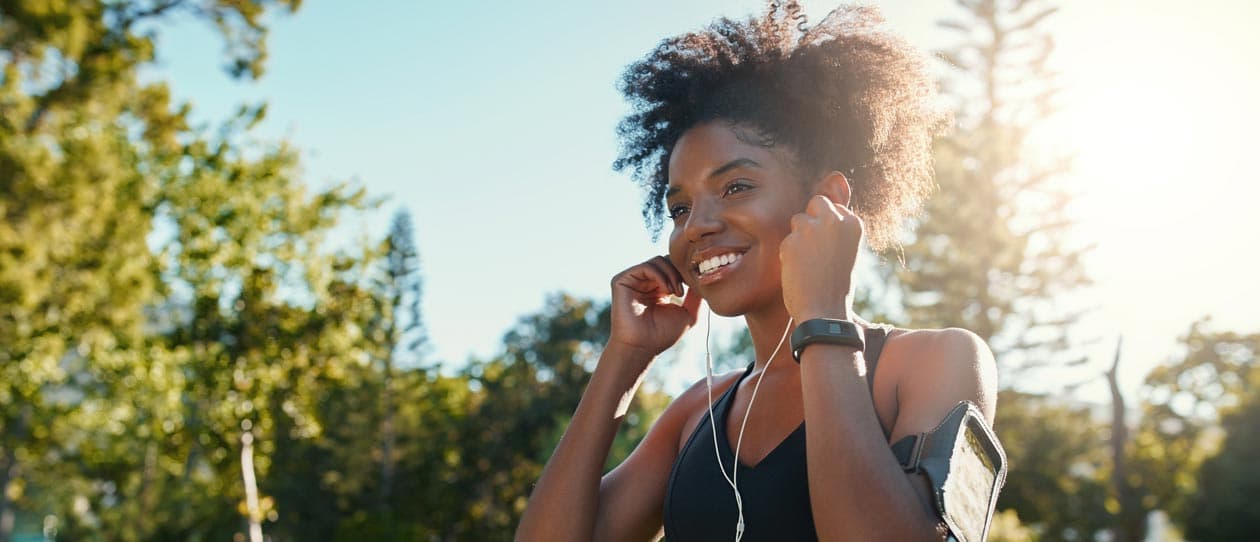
862, 323, 893, 440
862, 324, 890, 394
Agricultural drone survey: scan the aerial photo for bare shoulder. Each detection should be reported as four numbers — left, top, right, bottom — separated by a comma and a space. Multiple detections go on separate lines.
881, 327, 997, 425
885, 327, 995, 370
667, 369, 745, 452
593, 368, 745, 539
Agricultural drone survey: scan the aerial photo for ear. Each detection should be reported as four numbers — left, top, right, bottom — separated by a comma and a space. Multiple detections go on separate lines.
812, 171, 852, 209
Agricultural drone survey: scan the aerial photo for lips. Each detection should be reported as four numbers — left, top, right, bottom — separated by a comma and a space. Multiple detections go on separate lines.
690, 247, 748, 285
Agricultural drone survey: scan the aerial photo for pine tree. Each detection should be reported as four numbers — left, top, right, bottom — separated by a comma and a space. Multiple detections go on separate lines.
373, 209, 429, 513
895, 0, 1091, 372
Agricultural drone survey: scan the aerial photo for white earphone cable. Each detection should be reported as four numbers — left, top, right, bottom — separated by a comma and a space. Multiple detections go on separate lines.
704, 306, 794, 542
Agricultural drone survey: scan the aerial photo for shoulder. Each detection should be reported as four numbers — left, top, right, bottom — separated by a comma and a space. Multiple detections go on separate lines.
662, 369, 745, 450
885, 327, 995, 372
673, 369, 745, 410
882, 327, 997, 424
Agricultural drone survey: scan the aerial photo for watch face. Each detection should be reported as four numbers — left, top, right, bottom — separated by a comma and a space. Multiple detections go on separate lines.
828, 322, 846, 335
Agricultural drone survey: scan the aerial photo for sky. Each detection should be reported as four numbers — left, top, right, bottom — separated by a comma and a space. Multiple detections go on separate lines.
146, 0, 1260, 402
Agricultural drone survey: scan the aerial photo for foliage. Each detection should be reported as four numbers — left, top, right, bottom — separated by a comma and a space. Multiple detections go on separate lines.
987, 508, 1036, 542
1183, 391, 1260, 539
1132, 319, 1260, 532
442, 293, 667, 540
1, 5, 667, 537
0, 1, 300, 540
993, 390, 1111, 540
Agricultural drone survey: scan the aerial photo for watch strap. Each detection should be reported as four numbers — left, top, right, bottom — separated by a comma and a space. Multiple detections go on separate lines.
791, 318, 865, 362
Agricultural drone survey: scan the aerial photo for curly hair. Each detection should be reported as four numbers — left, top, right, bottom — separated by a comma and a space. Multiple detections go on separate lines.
613, 2, 947, 251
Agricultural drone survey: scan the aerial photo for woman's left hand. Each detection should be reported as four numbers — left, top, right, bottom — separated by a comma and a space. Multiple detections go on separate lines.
779, 194, 863, 321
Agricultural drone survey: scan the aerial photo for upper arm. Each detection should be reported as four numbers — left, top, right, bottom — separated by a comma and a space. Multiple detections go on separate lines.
883, 328, 997, 528
888, 327, 997, 442
593, 373, 740, 541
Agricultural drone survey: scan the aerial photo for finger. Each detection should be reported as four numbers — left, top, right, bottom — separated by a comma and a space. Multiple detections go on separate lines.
805, 194, 827, 217
644, 257, 679, 297
617, 262, 673, 297
789, 212, 809, 232
830, 196, 858, 220
829, 201, 863, 236
649, 255, 685, 296
809, 194, 842, 220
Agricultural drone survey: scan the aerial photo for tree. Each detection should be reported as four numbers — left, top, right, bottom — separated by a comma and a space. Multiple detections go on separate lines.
1105, 337, 1145, 542
372, 209, 429, 512
896, 0, 1090, 372
1183, 391, 1260, 539
0, 1, 299, 540
281, 209, 433, 539
992, 390, 1111, 540
1131, 318, 1260, 534
151, 107, 370, 537
432, 293, 668, 540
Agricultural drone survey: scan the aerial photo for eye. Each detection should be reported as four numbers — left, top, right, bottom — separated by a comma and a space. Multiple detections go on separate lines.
667, 203, 690, 220
723, 180, 752, 196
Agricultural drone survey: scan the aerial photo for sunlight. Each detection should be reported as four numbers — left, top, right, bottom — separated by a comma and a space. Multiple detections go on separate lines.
1023, 7, 1260, 400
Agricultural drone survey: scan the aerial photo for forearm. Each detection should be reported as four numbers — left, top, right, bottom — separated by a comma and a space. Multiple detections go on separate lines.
516, 346, 651, 541
799, 344, 941, 541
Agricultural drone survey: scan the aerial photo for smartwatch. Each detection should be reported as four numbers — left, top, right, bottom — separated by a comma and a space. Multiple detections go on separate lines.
790, 318, 864, 362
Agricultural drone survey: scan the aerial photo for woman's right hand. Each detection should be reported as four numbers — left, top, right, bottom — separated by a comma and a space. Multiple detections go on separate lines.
606, 256, 703, 368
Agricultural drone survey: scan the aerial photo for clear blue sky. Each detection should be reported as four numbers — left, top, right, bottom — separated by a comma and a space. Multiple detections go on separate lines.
147, 0, 1260, 401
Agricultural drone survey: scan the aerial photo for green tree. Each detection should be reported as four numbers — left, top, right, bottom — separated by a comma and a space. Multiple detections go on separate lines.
432, 293, 669, 540
1183, 391, 1260, 540
372, 209, 429, 512
0, 1, 299, 540
151, 106, 369, 538
278, 209, 435, 540
897, 0, 1090, 372
1132, 319, 1260, 535
993, 390, 1111, 540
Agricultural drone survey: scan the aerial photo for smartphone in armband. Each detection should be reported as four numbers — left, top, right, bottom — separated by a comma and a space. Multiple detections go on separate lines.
892, 401, 1007, 542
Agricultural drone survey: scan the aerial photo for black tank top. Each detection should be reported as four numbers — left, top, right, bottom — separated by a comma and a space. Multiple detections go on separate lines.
662, 325, 892, 541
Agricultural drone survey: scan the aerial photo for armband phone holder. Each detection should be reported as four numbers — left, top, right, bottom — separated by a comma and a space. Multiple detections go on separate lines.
891, 401, 1007, 542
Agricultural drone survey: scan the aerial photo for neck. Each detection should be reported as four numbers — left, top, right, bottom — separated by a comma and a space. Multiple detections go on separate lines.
743, 301, 867, 373
743, 302, 796, 373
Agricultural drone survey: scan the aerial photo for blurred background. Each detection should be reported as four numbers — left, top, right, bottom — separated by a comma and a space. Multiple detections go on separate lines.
1, 0, 1257, 540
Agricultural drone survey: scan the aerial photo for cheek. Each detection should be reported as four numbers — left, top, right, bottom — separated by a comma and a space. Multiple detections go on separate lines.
667, 229, 691, 283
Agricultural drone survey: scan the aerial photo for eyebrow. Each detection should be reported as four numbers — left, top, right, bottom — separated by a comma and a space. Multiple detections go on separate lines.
665, 158, 762, 199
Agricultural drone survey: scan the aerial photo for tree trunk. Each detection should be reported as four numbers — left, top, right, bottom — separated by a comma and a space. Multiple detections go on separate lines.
138, 440, 159, 537
1107, 336, 1145, 542
379, 355, 396, 512
241, 431, 264, 542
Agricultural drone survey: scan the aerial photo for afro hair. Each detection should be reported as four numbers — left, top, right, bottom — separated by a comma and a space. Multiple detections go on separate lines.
613, 1, 948, 251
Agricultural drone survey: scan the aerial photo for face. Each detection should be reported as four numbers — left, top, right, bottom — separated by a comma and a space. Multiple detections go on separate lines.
666, 121, 813, 317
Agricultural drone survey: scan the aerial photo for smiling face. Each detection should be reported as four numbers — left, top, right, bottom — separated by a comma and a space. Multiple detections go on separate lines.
666, 121, 814, 317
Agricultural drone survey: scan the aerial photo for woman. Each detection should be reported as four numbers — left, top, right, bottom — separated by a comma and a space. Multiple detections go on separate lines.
518, 3, 999, 540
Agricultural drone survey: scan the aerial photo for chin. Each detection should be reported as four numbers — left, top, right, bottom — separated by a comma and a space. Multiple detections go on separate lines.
700, 293, 751, 318
708, 304, 746, 318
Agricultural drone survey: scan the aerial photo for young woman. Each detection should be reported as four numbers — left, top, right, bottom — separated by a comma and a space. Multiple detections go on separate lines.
518, 3, 999, 540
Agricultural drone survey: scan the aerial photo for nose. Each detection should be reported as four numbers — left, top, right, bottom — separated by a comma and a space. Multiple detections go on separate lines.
682, 197, 723, 243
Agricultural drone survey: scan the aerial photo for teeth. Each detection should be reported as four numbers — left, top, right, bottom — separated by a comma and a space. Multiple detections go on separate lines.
698, 253, 742, 275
